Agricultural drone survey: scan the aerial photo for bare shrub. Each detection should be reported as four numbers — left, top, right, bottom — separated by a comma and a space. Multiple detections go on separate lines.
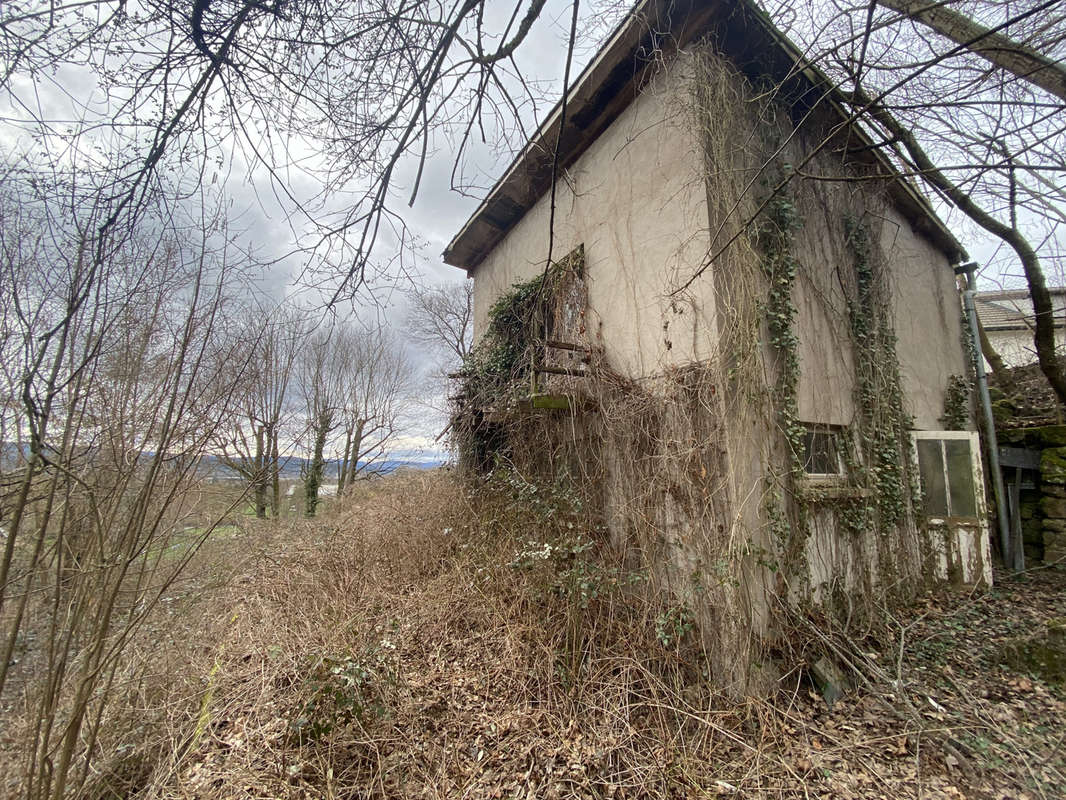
54, 468, 1062, 799
0, 182, 259, 799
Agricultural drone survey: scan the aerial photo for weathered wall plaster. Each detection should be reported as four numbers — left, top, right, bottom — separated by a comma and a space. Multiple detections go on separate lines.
466, 42, 989, 680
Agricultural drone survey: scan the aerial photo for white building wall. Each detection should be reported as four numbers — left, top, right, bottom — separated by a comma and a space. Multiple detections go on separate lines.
470, 58, 717, 377
985, 328, 1065, 369
465, 44, 987, 679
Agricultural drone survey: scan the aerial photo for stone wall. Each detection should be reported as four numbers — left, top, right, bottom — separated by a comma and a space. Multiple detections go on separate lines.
999, 425, 1066, 566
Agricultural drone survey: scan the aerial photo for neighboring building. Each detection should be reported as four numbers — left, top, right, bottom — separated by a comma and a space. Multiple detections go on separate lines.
445, 0, 989, 689
975, 288, 1066, 368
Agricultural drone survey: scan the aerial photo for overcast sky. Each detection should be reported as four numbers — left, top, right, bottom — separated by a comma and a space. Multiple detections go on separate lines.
230, 0, 620, 459
0, 1, 620, 461
2, 0, 1060, 462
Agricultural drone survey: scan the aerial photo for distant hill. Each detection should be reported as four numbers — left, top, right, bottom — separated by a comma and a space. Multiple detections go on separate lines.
1, 442, 445, 479
200, 453, 443, 481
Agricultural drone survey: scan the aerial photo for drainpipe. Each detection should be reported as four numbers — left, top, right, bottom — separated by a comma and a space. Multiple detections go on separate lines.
955, 262, 1012, 569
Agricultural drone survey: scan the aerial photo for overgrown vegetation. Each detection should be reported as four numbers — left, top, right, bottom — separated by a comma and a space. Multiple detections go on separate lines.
758, 180, 805, 475
843, 216, 915, 531
450, 269, 554, 473
751, 179, 919, 550
451, 249, 587, 473
4, 471, 1060, 799
942, 374, 972, 431
454, 247, 588, 411
446, 50, 957, 692
458, 272, 550, 403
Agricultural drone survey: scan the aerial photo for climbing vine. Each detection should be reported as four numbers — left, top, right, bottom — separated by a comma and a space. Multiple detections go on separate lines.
942, 374, 971, 430
844, 216, 914, 530
450, 248, 588, 472
752, 205, 917, 552
449, 268, 556, 472
758, 180, 805, 476
753, 175, 823, 589
458, 267, 558, 404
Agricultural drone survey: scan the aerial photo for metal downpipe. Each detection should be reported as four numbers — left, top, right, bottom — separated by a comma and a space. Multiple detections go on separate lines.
956, 262, 1014, 570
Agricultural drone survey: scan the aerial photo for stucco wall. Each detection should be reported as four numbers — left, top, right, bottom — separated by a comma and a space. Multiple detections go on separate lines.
714, 116, 982, 615
470, 58, 716, 377
783, 166, 968, 433
471, 62, 967, 435
878, 206, 970, 429
463, 42, 986, 680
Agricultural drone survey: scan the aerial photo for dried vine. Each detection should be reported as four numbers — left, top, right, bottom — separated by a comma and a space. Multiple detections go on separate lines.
758, 180, 805, 476
844, 216, 914, 531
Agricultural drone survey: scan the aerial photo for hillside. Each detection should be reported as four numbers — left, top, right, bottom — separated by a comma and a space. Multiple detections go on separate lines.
3, 470, 1063, 799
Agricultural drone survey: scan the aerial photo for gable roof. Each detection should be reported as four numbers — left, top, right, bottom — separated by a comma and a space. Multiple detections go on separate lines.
443, 0, 964, 272
976, 298, 1030, 330
976, 288, 1066, 331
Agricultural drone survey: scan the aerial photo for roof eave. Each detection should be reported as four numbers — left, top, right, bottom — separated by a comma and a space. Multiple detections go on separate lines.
443, 0, 719, 271
443, 0, 966, 271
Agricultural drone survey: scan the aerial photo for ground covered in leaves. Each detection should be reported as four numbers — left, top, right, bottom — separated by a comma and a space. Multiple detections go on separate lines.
5, 470, 1063, 799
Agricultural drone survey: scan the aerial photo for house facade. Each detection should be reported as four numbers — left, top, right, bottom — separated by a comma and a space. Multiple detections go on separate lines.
976, 288, 1066, 369
445, 0, 990, 689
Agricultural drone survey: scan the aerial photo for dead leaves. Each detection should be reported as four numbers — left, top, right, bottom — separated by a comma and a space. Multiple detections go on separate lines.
83, 474, 1066, 800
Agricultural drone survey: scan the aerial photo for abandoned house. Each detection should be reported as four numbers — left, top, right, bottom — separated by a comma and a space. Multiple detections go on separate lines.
444, 0, 991, 688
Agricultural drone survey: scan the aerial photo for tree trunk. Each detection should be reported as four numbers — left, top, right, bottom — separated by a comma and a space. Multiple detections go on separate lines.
349, 420, 366, 483
253, 425, 267, 519
304, 411, 331, 518
851, 87, 1066, 406
270, 430, 281, 518
337, 425, 354, 495
976, 313, 1008, 377
878, 0, 1066, 103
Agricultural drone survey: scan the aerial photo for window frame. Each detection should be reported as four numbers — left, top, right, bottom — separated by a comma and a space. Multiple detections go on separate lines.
799, 422, 846, 479
911, 430, 985, 523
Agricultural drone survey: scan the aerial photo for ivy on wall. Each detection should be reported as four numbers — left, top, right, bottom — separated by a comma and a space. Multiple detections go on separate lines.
451, 249, 588, 471
459, 268, 556, 403
844, 217, 914, 530
753, 188, 919, 578
942, 374, 972, 430
757, 181, 806, 477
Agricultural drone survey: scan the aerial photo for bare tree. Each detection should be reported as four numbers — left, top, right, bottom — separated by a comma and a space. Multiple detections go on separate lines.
298, 330, 344, 518
0, 0, 584, 298
848, 80, 1066, 400
876, 0, 1066, 103
0, 174, 255, 799
406, 280, 474, 365
295, 321, 415, 511
216, 302, 310, 518
761, 0, 1066, 401
335, 326, 415, 492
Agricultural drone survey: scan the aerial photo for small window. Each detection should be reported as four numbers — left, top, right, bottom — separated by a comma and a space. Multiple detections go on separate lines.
913, 431, 982, 520
802, 424, 843, 476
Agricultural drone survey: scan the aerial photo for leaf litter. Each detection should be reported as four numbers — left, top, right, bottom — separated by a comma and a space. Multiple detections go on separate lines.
8, 470, 1061, 800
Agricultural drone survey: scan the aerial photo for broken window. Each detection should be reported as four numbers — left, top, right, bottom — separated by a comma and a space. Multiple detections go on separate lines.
539, 244, 587, 344
533, 245, 590, 393
913, 431, 982, 519
801, 424, 843, 476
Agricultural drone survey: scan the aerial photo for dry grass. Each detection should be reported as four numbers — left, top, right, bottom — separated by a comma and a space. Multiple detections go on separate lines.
5, 468, 1063, 799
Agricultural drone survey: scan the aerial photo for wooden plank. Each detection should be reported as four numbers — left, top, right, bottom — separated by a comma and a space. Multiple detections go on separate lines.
530, 394, 574, 411
532, 363, 588, 377
998, 446, 1041, 470
543, 340, 591, 353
